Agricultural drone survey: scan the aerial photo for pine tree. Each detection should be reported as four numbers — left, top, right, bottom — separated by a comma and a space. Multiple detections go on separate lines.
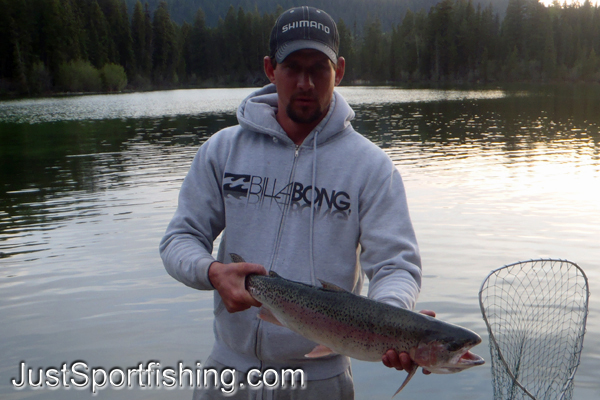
98, 0, 133, 75
338, 18, 356, 81
400, 9, 426, 80
152, 0, 178, 85
39, 0, 80, 78
427, 0, 456, 80
477, 4, 500, 80
502, 0, 527, 59
0, 0, 33, 93
84, 0, 112, 69
223, 5, 241, 79
453, 0, 477, 78
180, 21, 192, 81
360, 18, 386, 82
132, 1, 152, 78
247, 6, 268, 83
10, 21, 29, 93
174, 22, 186, 84
143, 3, 153, 77
237, 7, 253, 78
189, 8, 208, 81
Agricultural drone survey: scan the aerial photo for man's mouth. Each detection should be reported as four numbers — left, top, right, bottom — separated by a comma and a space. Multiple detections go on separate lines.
291, 94, 317, 106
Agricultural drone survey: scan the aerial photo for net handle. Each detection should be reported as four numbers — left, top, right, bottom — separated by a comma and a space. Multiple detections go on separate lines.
478, 258, 590, 400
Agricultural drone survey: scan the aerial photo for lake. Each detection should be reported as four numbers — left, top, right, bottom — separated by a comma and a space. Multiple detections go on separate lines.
0, 85, 598, 399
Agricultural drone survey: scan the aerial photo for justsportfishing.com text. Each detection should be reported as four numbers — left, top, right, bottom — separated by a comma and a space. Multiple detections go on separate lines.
11, 361, 306, 394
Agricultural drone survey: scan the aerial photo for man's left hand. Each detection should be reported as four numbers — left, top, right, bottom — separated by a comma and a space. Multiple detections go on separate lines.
381, 309, 436, 374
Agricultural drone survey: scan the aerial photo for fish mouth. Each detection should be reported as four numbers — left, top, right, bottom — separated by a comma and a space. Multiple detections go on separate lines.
458, 350, 485, 366
423, 347, 485, 374
436, 350, 485, 373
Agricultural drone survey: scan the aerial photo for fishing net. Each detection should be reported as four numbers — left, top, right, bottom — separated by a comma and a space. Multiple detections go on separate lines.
479, 259, 589, 400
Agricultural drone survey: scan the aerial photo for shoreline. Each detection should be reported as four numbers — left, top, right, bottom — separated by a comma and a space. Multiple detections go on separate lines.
2, 80, 600, 102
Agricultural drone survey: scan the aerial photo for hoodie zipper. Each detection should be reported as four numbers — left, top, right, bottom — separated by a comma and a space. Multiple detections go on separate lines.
268, 144, 300, 271
255, 144, 300, 361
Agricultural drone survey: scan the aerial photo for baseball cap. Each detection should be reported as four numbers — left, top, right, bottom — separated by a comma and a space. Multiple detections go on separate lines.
269, 6, 339, 64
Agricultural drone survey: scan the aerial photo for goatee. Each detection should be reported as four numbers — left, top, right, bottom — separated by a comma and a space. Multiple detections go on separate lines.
286, 94, 324, 124
286, 104, 323, 124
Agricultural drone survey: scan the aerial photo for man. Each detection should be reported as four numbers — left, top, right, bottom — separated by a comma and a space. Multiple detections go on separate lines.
160, 6, 428, 399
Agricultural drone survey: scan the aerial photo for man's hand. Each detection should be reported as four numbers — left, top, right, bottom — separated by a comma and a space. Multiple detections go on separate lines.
208, 260, 267, 313
382, 310, 436, 374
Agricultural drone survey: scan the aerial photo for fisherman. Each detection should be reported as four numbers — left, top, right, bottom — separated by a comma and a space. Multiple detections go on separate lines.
160, 6, 430, 399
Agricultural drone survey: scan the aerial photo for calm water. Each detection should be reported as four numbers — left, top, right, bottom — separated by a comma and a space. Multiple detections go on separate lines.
0, 86, 599, 399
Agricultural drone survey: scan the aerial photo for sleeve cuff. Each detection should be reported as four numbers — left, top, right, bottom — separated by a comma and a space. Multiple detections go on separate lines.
195, 256, 217, 290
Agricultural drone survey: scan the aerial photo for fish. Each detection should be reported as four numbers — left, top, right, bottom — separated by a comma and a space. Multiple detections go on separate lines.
231, 253, 485, 397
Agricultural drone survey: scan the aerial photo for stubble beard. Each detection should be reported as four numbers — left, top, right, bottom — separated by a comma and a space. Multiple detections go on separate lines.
286, 95, 324, 125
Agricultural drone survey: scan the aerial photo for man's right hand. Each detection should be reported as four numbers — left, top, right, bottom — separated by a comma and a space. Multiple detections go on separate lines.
208, 260, 267, 313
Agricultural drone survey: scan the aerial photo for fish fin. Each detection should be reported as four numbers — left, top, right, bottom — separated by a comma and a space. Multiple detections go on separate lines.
230, 253, 246, 263
257, 307, 283, 327
392, 364, 418, 398
318, 279, 348, 292
305, 344, 335, 358
269, 271, 281, 278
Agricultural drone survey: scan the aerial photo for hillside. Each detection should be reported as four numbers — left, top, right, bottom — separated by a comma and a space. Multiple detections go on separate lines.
124, 0, 510, 30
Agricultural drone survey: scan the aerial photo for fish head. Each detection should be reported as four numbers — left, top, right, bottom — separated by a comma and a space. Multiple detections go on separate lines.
411, 328, 485, 374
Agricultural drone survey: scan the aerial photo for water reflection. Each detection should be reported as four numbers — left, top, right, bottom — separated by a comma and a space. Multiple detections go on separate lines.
352, 90, 600, 149
0, 114, 240, 258
0, 89, 256, 123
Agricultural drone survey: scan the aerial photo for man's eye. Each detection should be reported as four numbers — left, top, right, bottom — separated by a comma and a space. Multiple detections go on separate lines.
284, 64, 300, 73
311, 64, 329, 74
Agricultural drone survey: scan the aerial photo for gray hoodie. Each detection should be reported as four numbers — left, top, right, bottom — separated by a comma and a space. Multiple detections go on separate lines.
159, 84, 422, 380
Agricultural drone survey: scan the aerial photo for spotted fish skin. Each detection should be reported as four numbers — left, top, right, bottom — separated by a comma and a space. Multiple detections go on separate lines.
238, 254, 484, 395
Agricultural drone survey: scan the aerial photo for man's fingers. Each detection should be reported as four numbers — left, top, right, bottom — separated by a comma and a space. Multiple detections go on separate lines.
398, 352, 414, 371
238, 263, 265, 307
382, 349, 400, 369
383, 349, 433, 375
240, 262, 268, 276
382, 354, 391, 368
382, 349, 413, 371
210, 261, 267, 313
419, 309, 436, 318
224, 302, 249, 313
244, 291, 262, 308
223, 290, 261, 312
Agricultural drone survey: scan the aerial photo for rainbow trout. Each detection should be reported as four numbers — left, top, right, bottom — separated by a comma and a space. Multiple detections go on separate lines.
232, 254, 484, 396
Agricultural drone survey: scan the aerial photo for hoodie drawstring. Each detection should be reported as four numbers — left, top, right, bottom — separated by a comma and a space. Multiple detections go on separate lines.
309, 131, 319, 286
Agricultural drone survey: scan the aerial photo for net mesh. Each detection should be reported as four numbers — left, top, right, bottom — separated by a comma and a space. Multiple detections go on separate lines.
479, 259, 589, 400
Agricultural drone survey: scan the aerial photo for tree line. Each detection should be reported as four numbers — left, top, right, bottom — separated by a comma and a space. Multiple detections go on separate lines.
121, 0, 469, 31
375, 0, 600, 83
1, 0, 600, 96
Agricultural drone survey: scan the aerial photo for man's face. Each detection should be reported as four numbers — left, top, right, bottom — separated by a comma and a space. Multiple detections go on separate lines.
265, 49, 345, 132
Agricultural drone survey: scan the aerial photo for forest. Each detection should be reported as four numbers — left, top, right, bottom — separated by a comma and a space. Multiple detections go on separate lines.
1, 0, 600, 96
120, 0, 511, 30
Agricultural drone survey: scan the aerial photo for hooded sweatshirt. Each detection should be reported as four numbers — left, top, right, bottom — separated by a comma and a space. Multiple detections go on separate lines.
159, 84, 422, 380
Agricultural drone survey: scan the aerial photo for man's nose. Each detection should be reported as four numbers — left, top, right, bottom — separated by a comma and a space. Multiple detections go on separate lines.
297, 71, 314, 90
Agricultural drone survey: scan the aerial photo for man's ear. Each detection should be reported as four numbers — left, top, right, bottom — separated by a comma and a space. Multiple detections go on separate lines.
264, 56, 276, 83
334, 57, 345, 86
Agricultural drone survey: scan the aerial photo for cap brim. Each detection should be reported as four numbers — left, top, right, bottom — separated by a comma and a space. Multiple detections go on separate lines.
275, 40, 337, 64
